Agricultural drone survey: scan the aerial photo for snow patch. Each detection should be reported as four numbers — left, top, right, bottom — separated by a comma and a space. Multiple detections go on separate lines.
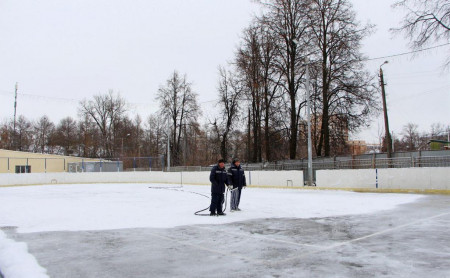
0, 230, 49, 278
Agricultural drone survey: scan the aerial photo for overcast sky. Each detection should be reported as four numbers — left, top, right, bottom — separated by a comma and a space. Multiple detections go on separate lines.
0, 0, 449, 144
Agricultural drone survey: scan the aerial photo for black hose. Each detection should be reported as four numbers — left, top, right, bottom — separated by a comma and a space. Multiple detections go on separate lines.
194, 188, 229, 216
148, 185, 229, 216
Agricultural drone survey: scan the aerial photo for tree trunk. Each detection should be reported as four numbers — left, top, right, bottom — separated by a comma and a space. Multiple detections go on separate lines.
289, 92, 297, 160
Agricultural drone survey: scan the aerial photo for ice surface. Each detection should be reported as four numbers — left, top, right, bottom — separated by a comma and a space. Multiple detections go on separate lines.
1, 183, 446, 278
0, 183, 421, 233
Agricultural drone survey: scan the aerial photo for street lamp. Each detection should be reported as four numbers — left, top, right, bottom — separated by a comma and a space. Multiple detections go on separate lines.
291, 39, 314, 186
379, 61, 392, 159
305, 60, 314, 186
121, 133, 131, 157
167, 117, 170, 171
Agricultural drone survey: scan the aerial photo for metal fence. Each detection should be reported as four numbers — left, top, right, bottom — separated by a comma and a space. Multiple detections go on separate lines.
162, 155, 450, 173
2, 151, 448, 173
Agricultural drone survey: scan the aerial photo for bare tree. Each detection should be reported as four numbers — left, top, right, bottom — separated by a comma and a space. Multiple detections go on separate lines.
144, 114, 165, 158
157, 71, 200, 166
237, 25, 265, 162
252, 20, 284, 161
14, 115, 33, 151
306, 0, 378, 157
401, 122, 420, 150
259, 0, 310, 159
77, 114, 101, 158
0, 121, 9, 149
32, 115, 55, 153
212, 66, 243, 160
392, 0, 450, 64
54, 117, 78, 155
430, 122, 446, 138
79, 90, 127, 158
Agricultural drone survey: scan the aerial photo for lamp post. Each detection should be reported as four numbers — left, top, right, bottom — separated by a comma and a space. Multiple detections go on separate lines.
167, 117, 170, 171
305, 61, 313, 186
292, 38, 314, 186
379, 61, 392, 159
121, 133, 130, 158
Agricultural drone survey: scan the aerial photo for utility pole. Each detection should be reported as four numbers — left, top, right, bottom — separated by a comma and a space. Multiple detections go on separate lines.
121, 133, 130, 158
247, 108, 251, 162
167, 117, 170, 171
392, 131, 395, 153
379, 61, 392, 159
13, 82, 18, 149
305, 62, 313, 186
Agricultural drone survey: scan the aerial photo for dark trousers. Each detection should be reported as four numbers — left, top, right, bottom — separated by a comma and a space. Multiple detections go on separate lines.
236, 187, 242, 207
210, 193, 224, 213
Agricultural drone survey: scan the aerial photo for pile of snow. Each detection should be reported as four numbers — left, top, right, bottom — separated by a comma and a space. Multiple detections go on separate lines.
0, 230, 48, 278
0, 183, 422, 233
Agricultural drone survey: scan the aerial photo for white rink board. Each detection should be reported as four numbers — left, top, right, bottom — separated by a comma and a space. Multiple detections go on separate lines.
0, 170, 303, 188
247, 171, 303, 187
378, 167, 450, 190
316, 167, 450, 190
1, 168, 448, 190
316, 169, 376, 189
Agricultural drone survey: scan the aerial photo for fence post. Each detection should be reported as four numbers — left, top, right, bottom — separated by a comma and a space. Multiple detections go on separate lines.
133, 157, 136, 172
100, 159, 103, 172
45, 158, 47, 173
149, 157, 152, 171
372, 153, 376, 169
376, 168, 378, 189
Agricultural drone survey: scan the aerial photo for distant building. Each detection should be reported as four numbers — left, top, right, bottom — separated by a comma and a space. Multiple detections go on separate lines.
0, 149, 98, 173
299, 114, 350, 156
347, 140, 368, 155
428, 140, 450, 151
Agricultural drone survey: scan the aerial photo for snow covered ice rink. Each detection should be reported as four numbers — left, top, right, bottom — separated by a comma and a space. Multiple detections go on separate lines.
0, 183, 449, 278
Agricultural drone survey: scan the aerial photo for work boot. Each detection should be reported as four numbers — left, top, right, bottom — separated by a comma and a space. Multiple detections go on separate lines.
217, 212, 226, 216
210, 212, 216, 216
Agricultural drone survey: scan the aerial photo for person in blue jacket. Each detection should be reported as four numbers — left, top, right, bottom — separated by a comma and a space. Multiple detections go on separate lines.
209, 159, 229, 216
227, 158, 246, 211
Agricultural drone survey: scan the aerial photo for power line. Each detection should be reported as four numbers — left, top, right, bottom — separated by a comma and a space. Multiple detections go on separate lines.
1, 44, 448, 106
363, 43, 450, 62
0, 89, 158, 109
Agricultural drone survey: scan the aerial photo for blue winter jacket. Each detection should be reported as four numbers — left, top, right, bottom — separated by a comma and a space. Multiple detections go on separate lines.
210, 165, 229, 194
227, 164, 246, 189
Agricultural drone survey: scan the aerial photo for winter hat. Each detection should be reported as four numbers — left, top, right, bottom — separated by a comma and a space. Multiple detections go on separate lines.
218, 159, 226, 164
232, 158, 240, 165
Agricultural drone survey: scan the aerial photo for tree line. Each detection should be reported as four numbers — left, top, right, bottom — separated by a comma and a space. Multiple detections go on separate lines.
1, 0, 448, 165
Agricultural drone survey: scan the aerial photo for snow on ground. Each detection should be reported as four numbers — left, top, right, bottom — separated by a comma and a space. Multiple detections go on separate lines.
0, 230, 49, 278
0, 183, 424, 278
0, 183, 423, 234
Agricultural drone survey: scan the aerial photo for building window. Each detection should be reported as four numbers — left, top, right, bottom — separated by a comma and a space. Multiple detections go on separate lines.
15, 165, 31, 174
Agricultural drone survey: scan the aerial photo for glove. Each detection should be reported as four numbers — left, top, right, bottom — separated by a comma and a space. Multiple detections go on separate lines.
228, 185, 233, 190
